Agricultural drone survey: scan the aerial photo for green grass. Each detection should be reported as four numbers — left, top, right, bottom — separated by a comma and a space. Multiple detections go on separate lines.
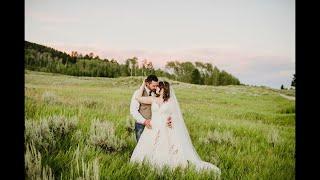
25, 70, 295, 179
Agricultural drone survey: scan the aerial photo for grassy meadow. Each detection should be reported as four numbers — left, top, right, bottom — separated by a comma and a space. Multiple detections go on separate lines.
25, 70, 295, 180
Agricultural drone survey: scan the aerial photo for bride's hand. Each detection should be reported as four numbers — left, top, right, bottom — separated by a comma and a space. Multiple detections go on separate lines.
167, 116, 172, 128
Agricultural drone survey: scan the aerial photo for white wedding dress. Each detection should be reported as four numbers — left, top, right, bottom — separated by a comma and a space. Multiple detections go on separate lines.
130, 87, 221, 177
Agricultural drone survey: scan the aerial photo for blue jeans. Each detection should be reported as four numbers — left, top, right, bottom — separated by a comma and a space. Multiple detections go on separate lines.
134, 122, 145, 142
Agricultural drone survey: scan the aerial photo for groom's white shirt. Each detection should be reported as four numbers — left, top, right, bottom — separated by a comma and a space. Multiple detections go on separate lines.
130, 86, 155, 124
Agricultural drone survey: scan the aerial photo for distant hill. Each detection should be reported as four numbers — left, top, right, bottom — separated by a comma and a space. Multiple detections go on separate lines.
25, 40, 241, 86
25, 41, 76, 64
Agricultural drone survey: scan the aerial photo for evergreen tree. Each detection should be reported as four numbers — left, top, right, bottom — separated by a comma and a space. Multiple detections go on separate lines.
211, 66, 220, 85
191, 69, 201, 84
25, 40, 242, 86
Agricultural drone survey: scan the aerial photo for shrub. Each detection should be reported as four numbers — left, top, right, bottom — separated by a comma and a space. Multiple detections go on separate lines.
82, 98, 98, 108
88, 119, 126, 152
266, 128, 282, 147
42, 91, 59, 105
25, 119, 56, 151
200, 129, 237, 146
47, 115, 78, 139
25, 115, 79, 151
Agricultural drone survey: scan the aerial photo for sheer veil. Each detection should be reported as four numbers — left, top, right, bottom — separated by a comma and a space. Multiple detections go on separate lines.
169, 86, 221, 176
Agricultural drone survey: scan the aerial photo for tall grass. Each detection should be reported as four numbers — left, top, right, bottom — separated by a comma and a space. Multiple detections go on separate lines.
25, 142, 55, 180
25, 70, 295, 179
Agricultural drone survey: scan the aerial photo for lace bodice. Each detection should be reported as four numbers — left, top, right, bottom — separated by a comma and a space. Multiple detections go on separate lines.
151, 99, 171, 113
151, 99, 172, 127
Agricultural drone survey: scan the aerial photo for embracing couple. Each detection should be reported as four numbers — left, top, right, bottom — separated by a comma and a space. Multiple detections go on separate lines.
129, 75, 221, 177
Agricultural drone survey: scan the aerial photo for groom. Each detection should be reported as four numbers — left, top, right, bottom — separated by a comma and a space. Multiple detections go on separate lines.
130, 75, 172, 142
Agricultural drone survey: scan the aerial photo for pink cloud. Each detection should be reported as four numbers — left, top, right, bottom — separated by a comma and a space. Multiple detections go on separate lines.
44, 42, 294, 88
47, 42, 292, 72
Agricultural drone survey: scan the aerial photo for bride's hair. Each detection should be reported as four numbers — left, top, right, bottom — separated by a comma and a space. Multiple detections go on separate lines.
158, 81, 170, 102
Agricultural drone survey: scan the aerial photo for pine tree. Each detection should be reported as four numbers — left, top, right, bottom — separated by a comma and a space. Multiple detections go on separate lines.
191, 69, 201, 84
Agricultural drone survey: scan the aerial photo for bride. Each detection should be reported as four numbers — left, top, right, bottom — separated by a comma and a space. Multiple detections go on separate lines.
129, 80, 221, 177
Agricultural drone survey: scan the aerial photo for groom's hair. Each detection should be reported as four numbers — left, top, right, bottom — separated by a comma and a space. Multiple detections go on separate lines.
145, 75, 158, 83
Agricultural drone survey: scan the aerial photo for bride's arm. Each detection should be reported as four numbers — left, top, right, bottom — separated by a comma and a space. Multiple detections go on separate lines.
135, 80, 154, 104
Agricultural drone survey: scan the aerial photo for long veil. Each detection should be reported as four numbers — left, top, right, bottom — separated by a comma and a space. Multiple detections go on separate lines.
169, 86, 221, 176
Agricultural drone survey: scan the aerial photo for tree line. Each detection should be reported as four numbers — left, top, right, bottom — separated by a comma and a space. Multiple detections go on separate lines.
25, 41, 241, 86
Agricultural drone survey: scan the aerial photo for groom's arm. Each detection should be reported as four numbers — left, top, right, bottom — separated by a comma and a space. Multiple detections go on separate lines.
130, 90, 146, 124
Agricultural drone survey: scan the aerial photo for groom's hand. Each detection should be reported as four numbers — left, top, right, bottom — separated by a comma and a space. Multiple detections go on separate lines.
144, 119, 152, 129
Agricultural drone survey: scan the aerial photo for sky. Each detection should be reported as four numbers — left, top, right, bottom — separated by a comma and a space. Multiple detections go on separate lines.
25, 0, 295, 89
